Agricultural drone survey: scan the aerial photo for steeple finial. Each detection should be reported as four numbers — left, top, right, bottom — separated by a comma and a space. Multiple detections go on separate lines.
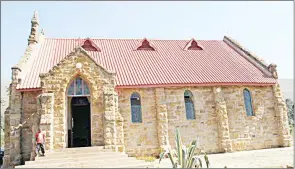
31, 10, 39, 24
28, 10, 39, 45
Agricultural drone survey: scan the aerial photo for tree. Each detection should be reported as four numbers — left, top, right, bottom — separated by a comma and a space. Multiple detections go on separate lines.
0, 97, 4, 106
285, 99, 294, 134
0, 98, 4, 130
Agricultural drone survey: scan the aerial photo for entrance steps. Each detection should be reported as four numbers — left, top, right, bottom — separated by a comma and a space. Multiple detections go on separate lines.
16, 146, 155, 168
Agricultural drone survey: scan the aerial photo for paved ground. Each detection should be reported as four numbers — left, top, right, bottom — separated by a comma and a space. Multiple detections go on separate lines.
154, 147, 294, 168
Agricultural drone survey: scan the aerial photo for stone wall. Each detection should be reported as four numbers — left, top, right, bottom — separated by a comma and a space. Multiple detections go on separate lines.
21, 91, 40, 161
4, 68, 23, 167
15, 51, 291, 158
223, 86, 279, 151
17, 83, 291, 159
39, 47, 118, 149
118, 85, 290, 157
165, 87, 219, 153
117, 88, 160, 157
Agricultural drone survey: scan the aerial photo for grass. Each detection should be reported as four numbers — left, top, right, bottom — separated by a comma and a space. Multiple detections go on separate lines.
136, 156, 156, 162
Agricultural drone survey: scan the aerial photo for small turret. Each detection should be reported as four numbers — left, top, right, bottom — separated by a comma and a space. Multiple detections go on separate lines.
28, 11, 39, 45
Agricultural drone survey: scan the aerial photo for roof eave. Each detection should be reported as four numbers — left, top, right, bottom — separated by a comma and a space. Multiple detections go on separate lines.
115, 82, 276, 89
16, 82, 277, 91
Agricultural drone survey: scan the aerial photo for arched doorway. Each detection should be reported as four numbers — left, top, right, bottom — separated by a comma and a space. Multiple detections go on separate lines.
67, 77, 91, 148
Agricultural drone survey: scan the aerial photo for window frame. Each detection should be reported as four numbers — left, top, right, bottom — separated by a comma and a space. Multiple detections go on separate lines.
67, 77, 90, 97
130, 92, 143, 123
184, 90, 196, 120
243, 88, 255, 116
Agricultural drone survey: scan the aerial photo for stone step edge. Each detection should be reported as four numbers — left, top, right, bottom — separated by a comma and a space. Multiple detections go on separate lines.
17, 160, 148, 168
26, 155, 132, 164
33, 152, 126, 159
46, 146, 118, 152
17, 163, 154, 169
44, 149, 114, 154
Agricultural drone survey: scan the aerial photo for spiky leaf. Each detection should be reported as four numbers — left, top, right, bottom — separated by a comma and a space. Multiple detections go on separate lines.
176, 128, 183, 166
168, 151, 176, 167
182, 148, 186, 168
173, 161, 178, 168
159, 152, 167, 164
186, 140, 198, 168
197, 157, 203, 168
189, 156, 199, 168
204, 153, 210, 168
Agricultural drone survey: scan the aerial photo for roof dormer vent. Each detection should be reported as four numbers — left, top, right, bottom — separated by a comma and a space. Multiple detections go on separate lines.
81, 38, 101, 52
184, 38, 203, 50
136, 38, 155, 51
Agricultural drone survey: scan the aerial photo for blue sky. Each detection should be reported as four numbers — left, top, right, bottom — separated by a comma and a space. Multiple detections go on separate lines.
1, 1, 293, 87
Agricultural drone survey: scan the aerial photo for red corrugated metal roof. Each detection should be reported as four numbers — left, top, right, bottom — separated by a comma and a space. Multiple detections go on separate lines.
17, 38, 277, 90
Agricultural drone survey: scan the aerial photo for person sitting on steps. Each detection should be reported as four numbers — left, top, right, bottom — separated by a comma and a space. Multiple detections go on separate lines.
35, 128, 45, 157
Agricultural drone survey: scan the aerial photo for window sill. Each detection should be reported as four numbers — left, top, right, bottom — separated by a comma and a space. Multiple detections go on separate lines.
130, 122, 143, 125
246, 115, 256, 120
186, 119, 196, 121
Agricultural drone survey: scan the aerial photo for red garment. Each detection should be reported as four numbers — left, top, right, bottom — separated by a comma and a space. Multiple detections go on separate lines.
35, 131, 45, 144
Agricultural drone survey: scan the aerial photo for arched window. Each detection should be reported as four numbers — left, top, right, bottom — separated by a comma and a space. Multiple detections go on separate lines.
243, 89, 254, 116
67, 77, 90, 96
184, 90, 195, 120
130, 92, 142, 123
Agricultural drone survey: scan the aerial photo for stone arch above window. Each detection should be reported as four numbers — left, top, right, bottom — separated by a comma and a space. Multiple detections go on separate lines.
184, 90, 196, 120
67, 77, 90, 96
243, 88, 254, 116
130, 92, 142, 123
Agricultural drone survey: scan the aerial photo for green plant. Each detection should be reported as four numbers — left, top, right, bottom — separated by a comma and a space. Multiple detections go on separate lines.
159, 128, 210, 168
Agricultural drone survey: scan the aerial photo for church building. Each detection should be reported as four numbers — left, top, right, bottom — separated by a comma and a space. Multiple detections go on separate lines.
4, 11, 291, 166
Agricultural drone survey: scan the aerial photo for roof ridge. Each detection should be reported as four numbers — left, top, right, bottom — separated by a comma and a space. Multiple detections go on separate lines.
44, 37, 222, 41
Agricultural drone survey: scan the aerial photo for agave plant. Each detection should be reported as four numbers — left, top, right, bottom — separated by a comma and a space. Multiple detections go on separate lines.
159, 128, 210, 168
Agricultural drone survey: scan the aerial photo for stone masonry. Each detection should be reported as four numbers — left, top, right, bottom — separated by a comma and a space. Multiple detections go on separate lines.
3, 11, 292, 167
5, 64, 292, 166
116, 85, 291, 157
4, 52, 292, 166
38, 46, 122, 151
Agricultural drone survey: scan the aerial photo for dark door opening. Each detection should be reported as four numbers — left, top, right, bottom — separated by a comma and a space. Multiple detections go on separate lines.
68, 97, 91, 148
